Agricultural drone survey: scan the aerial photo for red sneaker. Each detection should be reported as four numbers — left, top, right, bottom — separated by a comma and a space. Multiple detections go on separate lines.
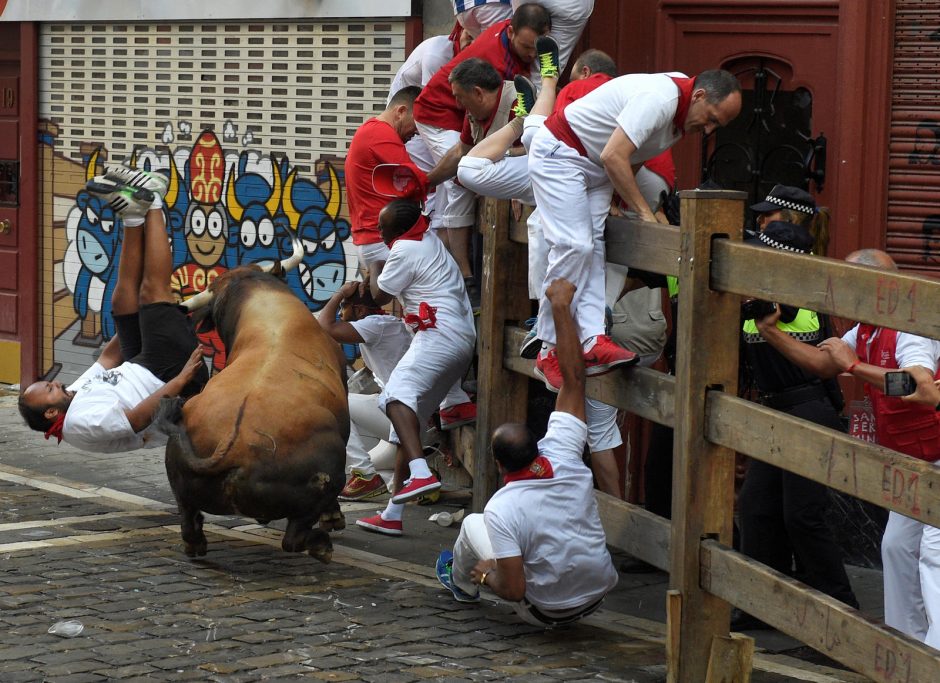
355, 513, 403, 536
338, 473, 387, 501
583, 335, 638, 376
534, 349, 562, 393
439, 402, 477, 431
391, 475, 442, 504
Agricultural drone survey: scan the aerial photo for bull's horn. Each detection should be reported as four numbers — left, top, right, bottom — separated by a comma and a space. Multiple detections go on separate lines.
261, 237, 304, 274
181, 288, 215, 311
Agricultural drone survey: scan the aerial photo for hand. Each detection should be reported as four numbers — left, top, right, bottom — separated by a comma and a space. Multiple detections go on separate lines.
818, 337, 857, 371
752, 300, 781, 332
545, 278, 576, 307
470, 559, 496, 586
175, 346, 207, 385
511, 199, 524, 223
900, 365, 940, 406
339, 281, 359, 299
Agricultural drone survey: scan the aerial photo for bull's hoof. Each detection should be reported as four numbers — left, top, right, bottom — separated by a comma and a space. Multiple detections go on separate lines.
309, 546, 333, 564
318, 510, 346, 533
184, 538, 208, 557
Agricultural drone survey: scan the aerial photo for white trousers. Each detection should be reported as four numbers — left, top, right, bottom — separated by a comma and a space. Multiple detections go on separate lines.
512, 0, 595, 73
883, 511, 928, 640
529, 127, 611, 344
406, 134, 444, 231
416, 122, 476, 228
380, 327, 475, 431
457, 3, 513, 38
584, 351, 660, 453
346, 392, 397, 486
457, 155, 534, 205
920, 521, 940, 648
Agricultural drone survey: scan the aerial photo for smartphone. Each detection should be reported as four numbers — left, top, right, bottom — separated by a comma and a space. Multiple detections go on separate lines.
884, 371, 917, 397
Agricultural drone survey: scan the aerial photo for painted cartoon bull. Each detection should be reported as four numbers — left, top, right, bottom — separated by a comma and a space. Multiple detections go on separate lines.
157, 240, 350, 562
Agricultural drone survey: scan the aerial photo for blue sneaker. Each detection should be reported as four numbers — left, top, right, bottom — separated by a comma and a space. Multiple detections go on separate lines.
435, 550, 480, 603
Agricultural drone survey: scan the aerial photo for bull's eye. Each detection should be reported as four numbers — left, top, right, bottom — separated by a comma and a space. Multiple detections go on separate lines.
207, 210, 224, 239
258, 218, 274, 247
322, 231, 336, 251
191, 208, 207, 236
100, 219, 114, 234
303, 238, 318, 255
240, 220, 257, 248
85, 206, 99, 225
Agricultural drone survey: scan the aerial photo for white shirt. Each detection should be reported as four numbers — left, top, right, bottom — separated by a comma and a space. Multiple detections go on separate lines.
377, 231, 476, 342
387, 35, 454, 105
484, 411, 619, 611
842, 326, 940, 373
564, 72, 686, 166
62, 361, 168, 453
350, 314, 412, 387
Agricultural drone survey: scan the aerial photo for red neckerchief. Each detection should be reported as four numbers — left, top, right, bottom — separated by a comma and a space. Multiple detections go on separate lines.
404, 302, 437, 332
44, 413, 66, 444
670, 76, 695, 137
387, 213, 429, 248
503, 455, 555, 484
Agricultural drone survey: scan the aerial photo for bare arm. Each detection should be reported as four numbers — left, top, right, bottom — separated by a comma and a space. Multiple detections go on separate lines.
124, 346, 205, 433
755, 307, 844, 378
319, 282, 367, 345
426, 141, 472, 187
97, 335, 123, 370
600, 128, 661, 224
368, 260, 394, 307
547, 279, 586, 421
901, 365, 940, 408
470, 556, 526, 602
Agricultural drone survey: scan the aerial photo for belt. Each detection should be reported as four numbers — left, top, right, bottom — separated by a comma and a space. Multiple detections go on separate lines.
760, 383, 829, 410
525, 595, 604, 627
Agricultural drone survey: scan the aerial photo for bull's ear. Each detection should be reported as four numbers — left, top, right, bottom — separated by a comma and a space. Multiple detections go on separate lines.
191, 307, 215, 335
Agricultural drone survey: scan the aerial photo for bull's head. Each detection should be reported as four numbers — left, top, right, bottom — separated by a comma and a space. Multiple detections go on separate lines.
181, 237, 304, 312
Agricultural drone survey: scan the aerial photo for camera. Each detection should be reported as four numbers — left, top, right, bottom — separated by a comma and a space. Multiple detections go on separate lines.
884, 371, 917, 397
741, 299, 777, 320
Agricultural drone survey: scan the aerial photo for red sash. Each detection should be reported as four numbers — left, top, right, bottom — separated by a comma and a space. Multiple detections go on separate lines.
503, 455, 555, 484
543, 108, 588, 157
404, 302, 437, 333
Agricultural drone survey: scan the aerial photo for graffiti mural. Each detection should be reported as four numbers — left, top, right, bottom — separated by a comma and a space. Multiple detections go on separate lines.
41, 122, 356, 382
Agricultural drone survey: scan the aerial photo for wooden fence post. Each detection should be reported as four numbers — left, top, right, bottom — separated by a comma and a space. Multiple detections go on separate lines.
473, 198, 530, 511
669, 189, 745, 683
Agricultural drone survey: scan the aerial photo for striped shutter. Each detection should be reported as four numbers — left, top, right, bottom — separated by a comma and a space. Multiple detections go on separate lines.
888, 1, 940, 274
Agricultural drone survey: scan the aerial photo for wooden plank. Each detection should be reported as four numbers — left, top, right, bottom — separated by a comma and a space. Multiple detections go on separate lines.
705, 634, 754, 683
606, 215, 681, 277
706, 392, 940, 526
671, 189, 746, 683
711, 239, 940, 340
473, 199, 530, 511
666, 590, 682, 683
596, 492, 670, 570
503, 326, 676, 427
701, 539, 940, 682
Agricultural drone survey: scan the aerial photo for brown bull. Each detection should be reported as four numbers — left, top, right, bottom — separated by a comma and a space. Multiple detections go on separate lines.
157, 252, 349, 563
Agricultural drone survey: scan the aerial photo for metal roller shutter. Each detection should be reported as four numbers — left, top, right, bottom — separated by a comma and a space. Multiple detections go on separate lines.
888, 0, 940, 274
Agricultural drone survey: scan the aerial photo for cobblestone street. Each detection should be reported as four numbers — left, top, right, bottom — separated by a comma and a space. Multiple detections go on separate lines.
0, 392, 873, 681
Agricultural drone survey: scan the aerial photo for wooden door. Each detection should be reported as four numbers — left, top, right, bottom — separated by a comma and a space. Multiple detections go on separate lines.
0, 25, 22, 383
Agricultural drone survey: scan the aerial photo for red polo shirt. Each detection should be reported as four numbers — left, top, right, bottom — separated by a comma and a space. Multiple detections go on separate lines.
414, 19, 530, 132
345, 118, 428, 246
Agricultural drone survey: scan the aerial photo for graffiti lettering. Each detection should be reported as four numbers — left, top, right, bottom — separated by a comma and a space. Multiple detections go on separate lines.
873, 641, 912, 683
881, 464, 920, 516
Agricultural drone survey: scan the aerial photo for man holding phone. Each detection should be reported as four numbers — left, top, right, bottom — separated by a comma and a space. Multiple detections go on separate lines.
755, 248, 940, 646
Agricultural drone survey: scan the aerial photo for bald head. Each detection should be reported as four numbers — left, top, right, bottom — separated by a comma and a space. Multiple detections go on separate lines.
491, 422, 539, 472
845, 248, 897, 270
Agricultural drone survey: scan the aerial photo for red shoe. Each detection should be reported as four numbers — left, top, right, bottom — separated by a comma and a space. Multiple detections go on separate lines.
391, 475, 442, 504
534, 349, 562, 393
584, 335, 638, 376
355, 513, 403, 536
439, 402, 477, 431
338, 473, 387, 501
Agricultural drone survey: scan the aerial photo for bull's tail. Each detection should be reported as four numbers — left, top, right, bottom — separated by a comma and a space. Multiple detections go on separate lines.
157, 396, 236, 475
152, 396, 186, 436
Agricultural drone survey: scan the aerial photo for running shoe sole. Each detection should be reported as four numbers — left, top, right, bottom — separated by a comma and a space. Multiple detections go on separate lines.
519, 332, 542, 360
533, 365, 560, 393
584, 355, 640, 377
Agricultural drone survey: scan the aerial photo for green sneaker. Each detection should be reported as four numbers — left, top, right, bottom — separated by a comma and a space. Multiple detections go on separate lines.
86, 177, 155, 221
512, 75, 536, 118
536, 35, 560, 80
103, 165, 169, 200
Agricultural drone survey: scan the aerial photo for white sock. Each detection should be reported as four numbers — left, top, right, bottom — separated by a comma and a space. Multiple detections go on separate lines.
539, 342, 556, 358
582, 336, 597, 353
151, 193, 164, 210
123, 215, 145, 228
381, 501, 404, 522
408, 457, 432, 480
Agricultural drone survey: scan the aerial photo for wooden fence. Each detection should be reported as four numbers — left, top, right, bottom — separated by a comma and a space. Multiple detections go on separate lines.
471, 189, 940, 682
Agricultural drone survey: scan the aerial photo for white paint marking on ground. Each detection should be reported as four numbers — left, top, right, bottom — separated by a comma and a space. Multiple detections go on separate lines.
0, 509, 169, 532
